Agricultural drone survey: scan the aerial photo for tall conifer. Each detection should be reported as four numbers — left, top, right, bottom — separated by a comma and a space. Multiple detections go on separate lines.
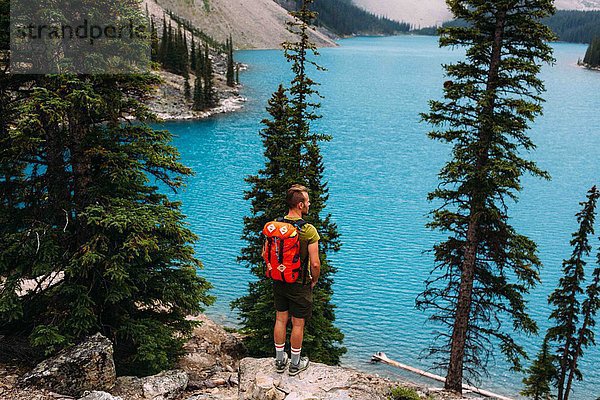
190, 36, 197, 72
231, 0, 345, 365
544, 186, 599, 400
416, 0, 555, 393
150, 18, 159, 62
158, 15, 167, 63
226, 35, 235, 87
203, 44, 215, 109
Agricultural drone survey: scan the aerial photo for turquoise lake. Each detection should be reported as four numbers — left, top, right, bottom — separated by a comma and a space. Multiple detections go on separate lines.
157, 36, 600, 399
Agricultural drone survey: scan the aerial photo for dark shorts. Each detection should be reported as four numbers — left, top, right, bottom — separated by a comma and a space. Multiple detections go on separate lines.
273, 281, 313, 320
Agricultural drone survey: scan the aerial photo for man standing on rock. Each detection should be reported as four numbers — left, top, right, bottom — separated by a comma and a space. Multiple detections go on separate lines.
267, 184, 320, 376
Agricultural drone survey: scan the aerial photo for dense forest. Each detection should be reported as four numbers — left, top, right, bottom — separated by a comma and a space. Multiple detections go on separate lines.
582, 37, 600, 68
276, 0, 410, 36
413, 10, 600, 44
544, 10, 600, 43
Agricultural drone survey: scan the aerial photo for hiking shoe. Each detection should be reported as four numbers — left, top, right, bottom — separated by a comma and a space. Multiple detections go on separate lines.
288, 356, 309, 376
275, 352, 289, 373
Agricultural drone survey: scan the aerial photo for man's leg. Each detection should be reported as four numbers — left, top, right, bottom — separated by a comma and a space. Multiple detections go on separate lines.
290, 316, 305, 366
274, 311, 289, 363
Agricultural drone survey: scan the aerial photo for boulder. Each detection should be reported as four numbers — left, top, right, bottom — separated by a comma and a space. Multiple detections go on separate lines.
79, 391, 123, 400
177, 315, 246, 381
112, 369, 188, 400
20, 333, 116, 397
238, 357, 397, 400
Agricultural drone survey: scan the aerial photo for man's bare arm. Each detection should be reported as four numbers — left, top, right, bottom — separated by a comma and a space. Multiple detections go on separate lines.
308, 241, 320, 288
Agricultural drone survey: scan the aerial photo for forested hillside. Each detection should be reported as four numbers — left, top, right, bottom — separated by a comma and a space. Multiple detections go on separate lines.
276, 0, 410, 35
412, 10, 600, 44
543, 10, 600, 43
581, 37, 600, 67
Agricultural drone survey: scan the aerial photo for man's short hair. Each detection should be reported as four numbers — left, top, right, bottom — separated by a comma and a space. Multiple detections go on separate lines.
287, 184, 308, 208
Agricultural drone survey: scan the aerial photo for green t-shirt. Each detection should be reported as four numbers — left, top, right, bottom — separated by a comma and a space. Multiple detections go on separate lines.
284, 215, 320, 269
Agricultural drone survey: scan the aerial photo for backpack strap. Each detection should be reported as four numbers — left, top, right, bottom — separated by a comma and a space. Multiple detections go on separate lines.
280, 217, 306, 231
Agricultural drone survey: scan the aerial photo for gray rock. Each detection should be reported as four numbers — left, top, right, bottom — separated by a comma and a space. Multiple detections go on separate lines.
20, 333, 116, 397
177, 315, 246, 382
238, 357, 397, 400
79, 391, 123, 400
113, 369, 188, 400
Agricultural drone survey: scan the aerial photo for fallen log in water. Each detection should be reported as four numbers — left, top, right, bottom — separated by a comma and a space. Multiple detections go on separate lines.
371, 352, 514, 400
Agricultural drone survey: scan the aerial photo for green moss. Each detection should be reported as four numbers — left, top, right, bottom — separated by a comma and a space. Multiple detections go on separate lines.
388, 386, 421, 400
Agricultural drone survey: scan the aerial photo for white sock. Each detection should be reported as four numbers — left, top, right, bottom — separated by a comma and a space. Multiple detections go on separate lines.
275, 343, 285, 362
291, 347, 301, 365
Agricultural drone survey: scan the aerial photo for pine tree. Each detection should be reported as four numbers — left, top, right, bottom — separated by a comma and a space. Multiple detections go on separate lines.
192, 77, 204, 111
231, 0, 345, 365
226, 35, 235, 87
150, 18, 159, 62
583, 37, 600, 68
415, 0, 555, 393
165, 21, 174, 71
567, 244, 600, 396
182, 28, 189, 75
203, 44, 215, 109
190, 36, 197, 72
522, 338, 557, 400
184, 76, 191, 101
0, 4, 213, 375
543, 186, 599, 400
193, 52, 205, 111
158, 15, 168, 63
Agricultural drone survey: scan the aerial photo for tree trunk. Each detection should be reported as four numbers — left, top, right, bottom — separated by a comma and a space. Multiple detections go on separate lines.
445, 215, 480, 392
444, 7, 507, 394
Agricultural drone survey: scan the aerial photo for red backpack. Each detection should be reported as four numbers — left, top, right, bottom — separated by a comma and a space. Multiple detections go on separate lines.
262, 218, 307, 283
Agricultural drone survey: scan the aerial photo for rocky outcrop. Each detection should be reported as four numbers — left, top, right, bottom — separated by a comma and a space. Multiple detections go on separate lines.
178, 315, 246, 380
112, 369, 189, 400
146, 69, 247, 121
238, 357, 399, 400
19, 333, 116, 397
1, 315, 469, 400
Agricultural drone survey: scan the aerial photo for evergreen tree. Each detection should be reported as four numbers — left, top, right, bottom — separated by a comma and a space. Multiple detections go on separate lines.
522, 338, 557, 400
203, 44, 215, 109
158, 15, 168, 63
190, 36, 197, 72
567, 241, 600, 397
196, 44, 205, 78
226, 35, 235, 87
182, 28, 189, 75
235, 64, 240, 85
184, 76, 191, 101
546, 186, 599, 400
0, 3, 213, 375
193, 54, 205, 111
583, 37, 600, 68
415, 0, 555, 393
165, 21, 174, 70
150, 18, 159, 62
543, 186, 600, 400
231, 0, 345, 365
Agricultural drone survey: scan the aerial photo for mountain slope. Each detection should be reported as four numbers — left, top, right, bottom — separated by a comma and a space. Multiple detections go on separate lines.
275, 0, 410, 35
144, 0, 337, 49
353, 0, 600, 27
